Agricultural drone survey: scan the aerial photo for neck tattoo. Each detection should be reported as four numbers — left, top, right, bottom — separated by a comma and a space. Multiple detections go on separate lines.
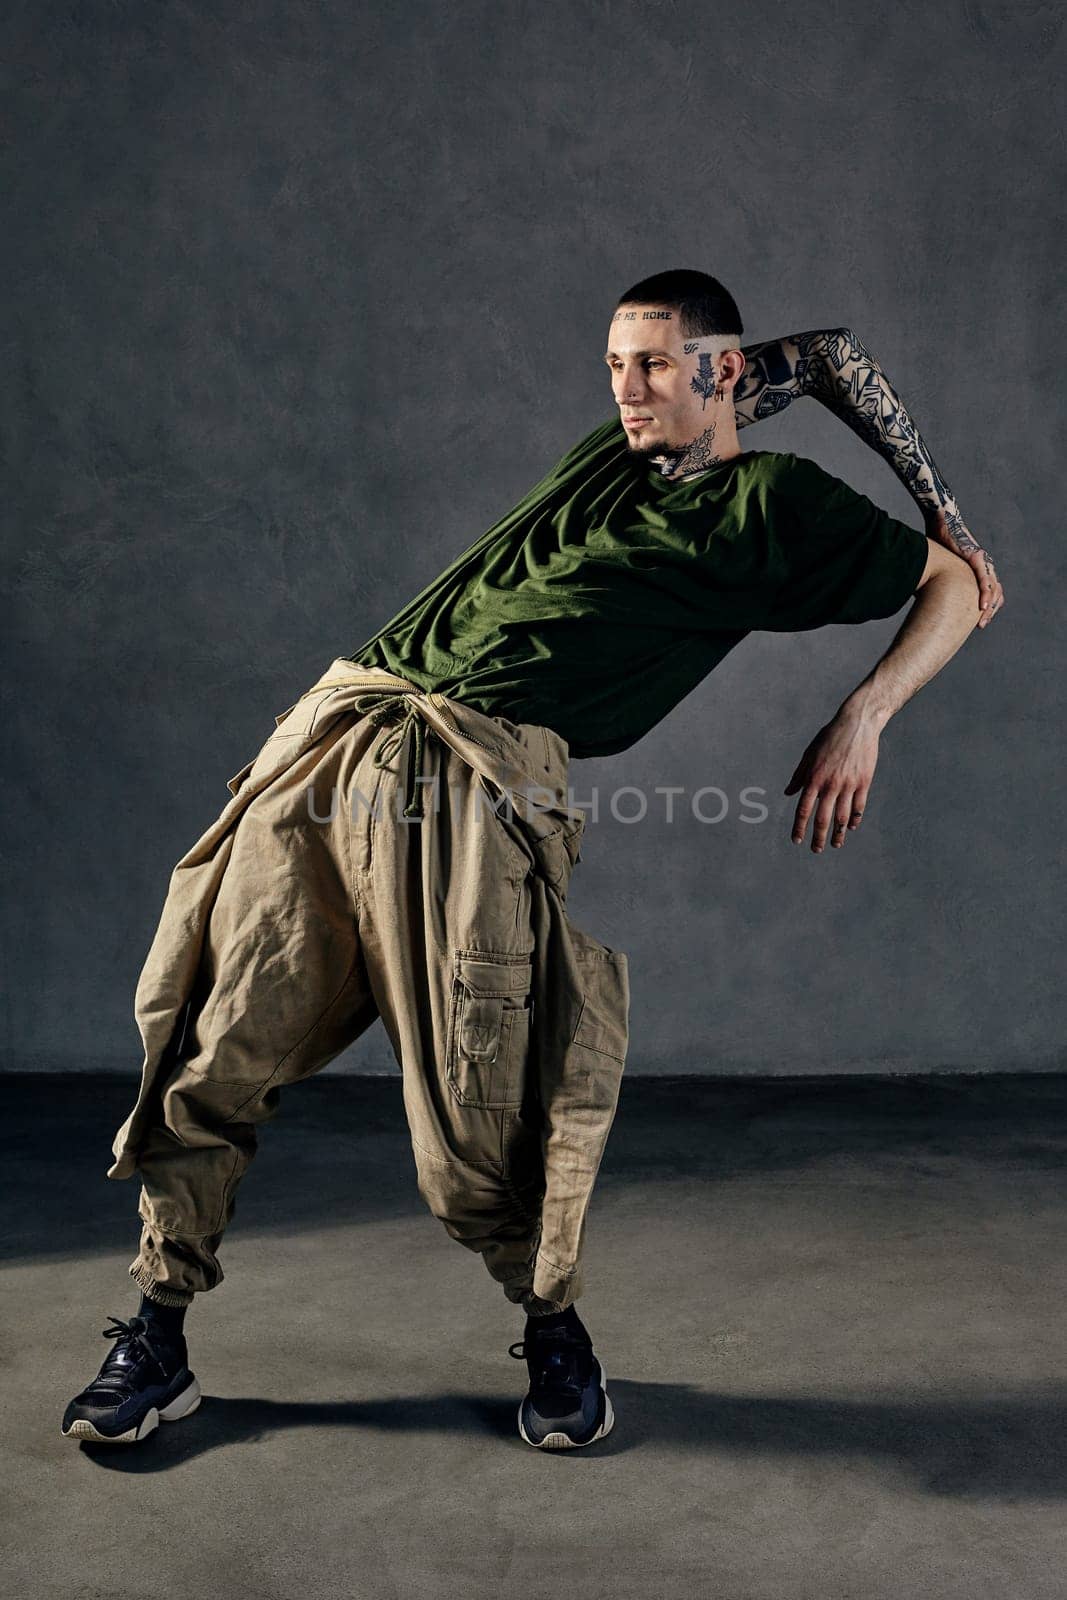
651, 420, 727, 479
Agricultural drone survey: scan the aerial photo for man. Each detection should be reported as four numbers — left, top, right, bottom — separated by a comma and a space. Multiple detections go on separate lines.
62, 269, 1001, 1452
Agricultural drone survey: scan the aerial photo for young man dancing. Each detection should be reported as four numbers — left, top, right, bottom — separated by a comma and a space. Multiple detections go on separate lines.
62, 269, 1001, 1451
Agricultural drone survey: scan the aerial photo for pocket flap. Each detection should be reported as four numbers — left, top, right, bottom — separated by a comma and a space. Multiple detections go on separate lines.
455, 954, 533, 998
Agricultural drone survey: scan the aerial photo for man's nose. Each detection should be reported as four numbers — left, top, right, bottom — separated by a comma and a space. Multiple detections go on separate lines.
614, 365, 649, 402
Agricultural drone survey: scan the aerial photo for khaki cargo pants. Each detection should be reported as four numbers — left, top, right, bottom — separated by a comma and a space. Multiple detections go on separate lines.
107, 662, 630, 1317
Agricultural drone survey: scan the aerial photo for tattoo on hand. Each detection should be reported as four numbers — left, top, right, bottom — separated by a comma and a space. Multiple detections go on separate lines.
941, 507, 980, 559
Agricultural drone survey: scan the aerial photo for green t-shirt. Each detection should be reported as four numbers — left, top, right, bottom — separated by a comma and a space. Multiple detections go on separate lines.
348, 414, 930, 759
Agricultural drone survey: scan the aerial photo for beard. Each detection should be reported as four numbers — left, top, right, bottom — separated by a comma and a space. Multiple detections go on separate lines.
622, 424, 664, 454
625, 415, 728, 479
624, 430, 673, 466
623, 427, 687, 475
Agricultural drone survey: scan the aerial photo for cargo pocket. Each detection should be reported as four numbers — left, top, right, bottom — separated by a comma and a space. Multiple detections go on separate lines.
446, 951, 533, 1110
572, 951, 629, 1062
567, 922, 630, 1068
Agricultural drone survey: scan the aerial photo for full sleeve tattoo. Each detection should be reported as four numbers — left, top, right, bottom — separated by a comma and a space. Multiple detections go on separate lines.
733, 327, 977, 559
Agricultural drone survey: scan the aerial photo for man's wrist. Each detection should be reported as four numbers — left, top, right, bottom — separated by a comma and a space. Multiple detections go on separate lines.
918, 495, 961, 525
838, 683, 894, 735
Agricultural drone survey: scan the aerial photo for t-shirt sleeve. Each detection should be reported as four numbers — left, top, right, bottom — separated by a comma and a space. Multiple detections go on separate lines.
761, 454, 930, 630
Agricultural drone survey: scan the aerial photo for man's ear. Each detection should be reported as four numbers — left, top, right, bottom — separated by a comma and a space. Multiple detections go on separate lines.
721, 347, 746, 394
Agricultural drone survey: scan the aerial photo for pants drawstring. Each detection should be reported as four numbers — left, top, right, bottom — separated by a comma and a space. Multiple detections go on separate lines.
363, 692, 430, 818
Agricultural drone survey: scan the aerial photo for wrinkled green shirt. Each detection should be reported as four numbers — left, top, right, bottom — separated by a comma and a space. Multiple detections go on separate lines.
348, 414, 930, 759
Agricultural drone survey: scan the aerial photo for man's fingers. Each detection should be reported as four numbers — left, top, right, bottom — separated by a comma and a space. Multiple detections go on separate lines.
810, 792, 840, 853
972, 550, 1004, 629
978, 589, 1005, 629
794, 787, 868, 852
830, 790, 859, 848
848, 784, 869, 831
791, 785, 817, 844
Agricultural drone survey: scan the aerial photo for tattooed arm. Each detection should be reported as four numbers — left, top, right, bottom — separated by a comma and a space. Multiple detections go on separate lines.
734, 327, 1003, 627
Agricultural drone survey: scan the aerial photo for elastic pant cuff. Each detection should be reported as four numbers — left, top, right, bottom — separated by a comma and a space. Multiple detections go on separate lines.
519, 1291, 577, 1317
129, 1261, 195, 1308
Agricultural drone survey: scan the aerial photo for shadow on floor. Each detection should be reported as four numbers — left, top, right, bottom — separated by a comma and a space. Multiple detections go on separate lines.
4, 1071, 1067, 1265
73, 1377, 1067, 1500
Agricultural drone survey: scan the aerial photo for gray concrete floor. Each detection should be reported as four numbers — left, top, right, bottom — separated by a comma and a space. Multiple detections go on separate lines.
4, 1071, 1066, 1600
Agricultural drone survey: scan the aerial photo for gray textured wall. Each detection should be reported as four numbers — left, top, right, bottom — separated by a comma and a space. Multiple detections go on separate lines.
4, 1, 1063, 1075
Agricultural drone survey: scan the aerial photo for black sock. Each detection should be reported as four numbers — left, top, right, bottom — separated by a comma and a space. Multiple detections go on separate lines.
138, 1292, 188, 1337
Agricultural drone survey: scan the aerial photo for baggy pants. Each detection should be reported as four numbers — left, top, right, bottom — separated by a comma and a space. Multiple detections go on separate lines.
107, 661, 630, 1316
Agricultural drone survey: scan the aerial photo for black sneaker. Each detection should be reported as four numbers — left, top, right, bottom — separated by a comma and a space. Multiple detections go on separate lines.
508, 1308, 614, 1449
61, 1315, 201, 1445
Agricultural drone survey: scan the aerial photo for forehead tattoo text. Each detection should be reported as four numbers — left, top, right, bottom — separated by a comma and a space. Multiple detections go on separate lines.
611, 309, 675, 323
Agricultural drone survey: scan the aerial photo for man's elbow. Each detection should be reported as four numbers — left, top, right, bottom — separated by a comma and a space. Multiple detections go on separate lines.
913, 540, 982, 628
915, 538, 978, 594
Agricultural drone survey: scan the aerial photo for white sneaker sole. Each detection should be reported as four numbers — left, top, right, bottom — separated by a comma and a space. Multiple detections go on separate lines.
62, 1375, 202, 1445
517, 1361, 615, 1450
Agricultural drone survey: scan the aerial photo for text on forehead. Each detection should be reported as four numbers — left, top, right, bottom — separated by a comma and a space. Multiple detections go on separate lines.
611, 309, 676, 323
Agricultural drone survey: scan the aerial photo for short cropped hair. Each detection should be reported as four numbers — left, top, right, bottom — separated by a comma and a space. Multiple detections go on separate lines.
615, 268, 743, 339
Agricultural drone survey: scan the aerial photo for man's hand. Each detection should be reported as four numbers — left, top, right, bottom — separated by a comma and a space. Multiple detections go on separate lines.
923, 506, 1004, 629
785, 551, 982, 856
783, 707, 881, 853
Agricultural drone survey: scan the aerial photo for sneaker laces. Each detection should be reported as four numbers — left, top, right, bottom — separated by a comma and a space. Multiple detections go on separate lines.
508, 1323, 593, 1408
84, 1315, 178, 1398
